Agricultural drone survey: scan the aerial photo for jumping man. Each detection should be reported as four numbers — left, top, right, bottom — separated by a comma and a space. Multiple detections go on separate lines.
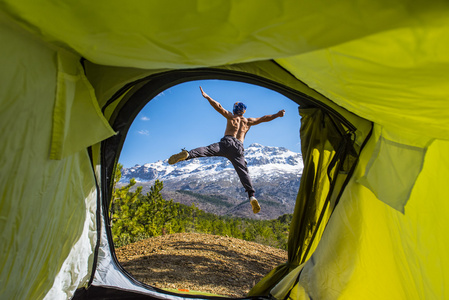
168, 86, 285, 214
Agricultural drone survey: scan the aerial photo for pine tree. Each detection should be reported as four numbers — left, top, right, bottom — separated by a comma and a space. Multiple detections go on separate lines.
110, 163, 143, 246
110, 164, 179, 247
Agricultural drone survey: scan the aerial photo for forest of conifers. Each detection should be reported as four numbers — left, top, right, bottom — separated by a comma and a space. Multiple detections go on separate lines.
111, 164, 292, 249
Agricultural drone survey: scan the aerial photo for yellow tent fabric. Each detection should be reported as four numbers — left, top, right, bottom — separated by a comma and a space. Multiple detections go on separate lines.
0, 14, 101, 299
291, 128, 449, 299
1, 1, 449, 299
249, 106, 370, 296
2, 1, 447, 70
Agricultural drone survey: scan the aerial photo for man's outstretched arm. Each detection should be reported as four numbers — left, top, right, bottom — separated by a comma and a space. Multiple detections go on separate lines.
200, 86, 233, 119
248, 110, 285, 126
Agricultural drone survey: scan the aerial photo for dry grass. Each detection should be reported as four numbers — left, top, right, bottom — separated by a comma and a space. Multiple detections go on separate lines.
116, 232, 287, 297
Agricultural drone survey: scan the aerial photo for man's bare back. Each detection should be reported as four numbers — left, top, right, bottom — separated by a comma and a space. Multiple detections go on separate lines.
200, 86, 285, 143
225, 115, 250, 142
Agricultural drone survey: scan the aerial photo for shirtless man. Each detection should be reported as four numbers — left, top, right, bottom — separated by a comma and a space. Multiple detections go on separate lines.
168, 86, 285, 214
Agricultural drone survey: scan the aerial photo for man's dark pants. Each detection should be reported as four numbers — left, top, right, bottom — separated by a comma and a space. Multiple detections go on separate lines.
187, 136, 255, 198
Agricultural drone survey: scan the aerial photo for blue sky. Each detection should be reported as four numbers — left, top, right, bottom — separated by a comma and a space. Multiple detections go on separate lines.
119, 80, 301, 168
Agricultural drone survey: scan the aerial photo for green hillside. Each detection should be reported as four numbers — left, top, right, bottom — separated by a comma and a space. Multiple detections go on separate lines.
111, 164, 292, 250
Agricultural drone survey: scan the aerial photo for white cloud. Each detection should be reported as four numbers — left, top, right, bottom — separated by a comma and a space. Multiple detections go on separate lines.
137, 129, 150, 136
155, 91, 165, 98
141, 116, 150, 121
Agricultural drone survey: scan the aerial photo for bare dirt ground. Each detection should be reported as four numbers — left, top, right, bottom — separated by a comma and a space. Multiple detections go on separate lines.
115, 232, 288, 297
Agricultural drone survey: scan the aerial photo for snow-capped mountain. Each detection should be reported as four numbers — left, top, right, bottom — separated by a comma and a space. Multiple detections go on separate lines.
120, 143, 303, 219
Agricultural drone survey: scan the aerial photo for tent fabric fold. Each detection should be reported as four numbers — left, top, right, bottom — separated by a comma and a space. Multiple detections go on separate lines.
50, 50, 116, 160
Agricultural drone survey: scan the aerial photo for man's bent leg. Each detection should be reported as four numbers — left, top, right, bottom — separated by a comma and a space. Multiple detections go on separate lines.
188, 142, 221, 159
169, 142, 221, 165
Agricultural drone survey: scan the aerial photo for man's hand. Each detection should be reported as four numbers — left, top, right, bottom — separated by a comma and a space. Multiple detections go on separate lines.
199, 86, 210, 99
278, 109, 286, 117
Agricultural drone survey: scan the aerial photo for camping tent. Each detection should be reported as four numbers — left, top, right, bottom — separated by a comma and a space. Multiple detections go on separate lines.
1, 1, 448, 299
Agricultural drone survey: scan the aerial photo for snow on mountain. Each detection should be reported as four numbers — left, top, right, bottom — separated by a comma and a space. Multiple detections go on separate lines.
121, 143, 303, 183
120, 143, 303, 219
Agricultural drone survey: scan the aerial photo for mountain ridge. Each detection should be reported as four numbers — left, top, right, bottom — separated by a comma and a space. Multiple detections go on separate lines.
120, 143, 303, 219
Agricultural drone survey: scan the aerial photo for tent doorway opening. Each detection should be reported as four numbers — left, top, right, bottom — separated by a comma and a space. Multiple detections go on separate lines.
109, 79, 302, 297
98, 65, 364, 298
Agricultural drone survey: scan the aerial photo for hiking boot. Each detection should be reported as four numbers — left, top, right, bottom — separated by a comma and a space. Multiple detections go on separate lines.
250, 196, 260, 214
168, 149, 189, 165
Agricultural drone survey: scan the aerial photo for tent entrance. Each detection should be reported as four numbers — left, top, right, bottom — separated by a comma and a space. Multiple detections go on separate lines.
79, 63, 372, 299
